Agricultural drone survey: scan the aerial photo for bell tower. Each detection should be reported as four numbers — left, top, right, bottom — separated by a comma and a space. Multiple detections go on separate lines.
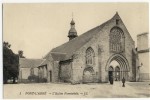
68, 17, 78, 41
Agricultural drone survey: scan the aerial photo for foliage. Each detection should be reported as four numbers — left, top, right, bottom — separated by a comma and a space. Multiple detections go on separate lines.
28, 75, 39, 82
18, 50, 25, 58
42, 78, 47, 82
3, 42, 19, 84
38, 78, 47, 83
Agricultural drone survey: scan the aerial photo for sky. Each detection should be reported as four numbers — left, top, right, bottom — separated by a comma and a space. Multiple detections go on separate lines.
3, 3, 149, 59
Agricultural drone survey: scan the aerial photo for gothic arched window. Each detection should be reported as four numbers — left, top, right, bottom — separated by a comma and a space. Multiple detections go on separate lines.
86, 47, 95, 65
110, 27, 125, 52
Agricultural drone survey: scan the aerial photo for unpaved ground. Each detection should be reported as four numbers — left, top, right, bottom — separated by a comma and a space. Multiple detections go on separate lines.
3, 81, 150, 99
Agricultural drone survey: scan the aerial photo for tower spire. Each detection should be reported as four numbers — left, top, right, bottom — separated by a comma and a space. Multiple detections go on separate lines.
72, 12, 73, 19
68, 14, 78, 41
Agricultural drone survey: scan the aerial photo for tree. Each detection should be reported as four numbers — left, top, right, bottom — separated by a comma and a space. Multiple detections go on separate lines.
28, 74, 39, 82
18, 50, 25, 58
3, 42, 19, 84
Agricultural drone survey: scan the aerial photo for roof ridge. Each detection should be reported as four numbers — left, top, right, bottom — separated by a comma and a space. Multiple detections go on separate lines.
51, 52, 67, 54
20, 58, 45, 60
19, 58, 45, 68
39, 59, 46, 67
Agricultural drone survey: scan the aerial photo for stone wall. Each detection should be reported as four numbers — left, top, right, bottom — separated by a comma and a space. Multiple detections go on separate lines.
72, 40, 100, 83
59, 61, 72, 83
138, 52, 150, 80
137, 33, 150, 81
44, 53, 55, 83
137, 33, 149, 51
20, 68, 30, 79
52, 61, 59, 82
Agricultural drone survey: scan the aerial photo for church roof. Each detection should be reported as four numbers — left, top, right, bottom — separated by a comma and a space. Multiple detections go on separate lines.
38, 59, 48, 67
19, 58, 45, 68
46, 13, 120, 61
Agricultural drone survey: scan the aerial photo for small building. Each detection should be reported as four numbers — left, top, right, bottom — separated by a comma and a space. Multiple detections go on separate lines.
137, 32, 150, 81
38, 12, 139, 84
18, 58, 44, 83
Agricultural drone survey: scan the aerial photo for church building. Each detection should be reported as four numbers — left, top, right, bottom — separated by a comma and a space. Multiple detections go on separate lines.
38, 12, 139, 84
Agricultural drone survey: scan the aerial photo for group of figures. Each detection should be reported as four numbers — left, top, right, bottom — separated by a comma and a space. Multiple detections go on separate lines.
109, 76, 125, 87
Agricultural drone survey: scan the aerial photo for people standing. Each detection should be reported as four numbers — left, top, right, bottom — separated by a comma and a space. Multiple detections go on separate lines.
122, 77, 125, 87
109, 76, 114, 85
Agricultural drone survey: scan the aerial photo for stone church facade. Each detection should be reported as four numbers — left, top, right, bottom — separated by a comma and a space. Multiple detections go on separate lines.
38, 12, 139, 84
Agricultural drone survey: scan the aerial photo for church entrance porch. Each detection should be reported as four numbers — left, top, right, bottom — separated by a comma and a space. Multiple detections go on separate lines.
108, 66, 121, 81
106, 54, 130, 82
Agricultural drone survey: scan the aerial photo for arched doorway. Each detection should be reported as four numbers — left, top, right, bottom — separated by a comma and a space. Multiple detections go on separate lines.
106, 54, 129, 81
115, 66, 120, 81
83, 67, 94, 83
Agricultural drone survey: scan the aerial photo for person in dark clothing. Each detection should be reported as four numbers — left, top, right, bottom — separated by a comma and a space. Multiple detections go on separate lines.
109, 76, 113, 85
109, 78, 111, 84
122, 77, 125, 87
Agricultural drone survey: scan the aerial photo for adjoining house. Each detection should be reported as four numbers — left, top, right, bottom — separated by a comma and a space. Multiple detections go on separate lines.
18, 58, 44, 83
137, 32, 149, 81
37, 12, 140, 84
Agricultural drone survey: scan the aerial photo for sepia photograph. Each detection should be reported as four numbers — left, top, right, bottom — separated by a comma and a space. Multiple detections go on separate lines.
2, 2, 149, 99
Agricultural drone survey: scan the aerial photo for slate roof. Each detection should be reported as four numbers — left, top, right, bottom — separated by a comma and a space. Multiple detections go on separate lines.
51, 53, 66, 61
45, 13, 120, 61
19, 58, 45, 68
